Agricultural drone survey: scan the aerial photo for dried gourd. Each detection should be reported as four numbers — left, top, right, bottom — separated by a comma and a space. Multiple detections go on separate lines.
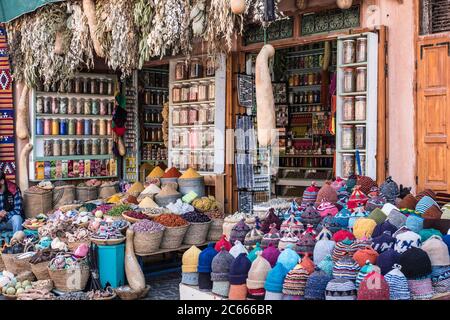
16, 85, 29, 140
19, 143, 33, 192
125, 228, 146, 292
336, 0, 353, 10
118, 136, 126, 156
230, 0, 246, 14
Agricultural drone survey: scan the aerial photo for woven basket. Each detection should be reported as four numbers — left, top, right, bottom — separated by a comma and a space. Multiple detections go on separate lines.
76, 185, 99, 202
30, 261, 51, 280
47, 265, 90, 292
183, 221, 211, 245
52, 185, 76, 209
133, 230, 164, 254
115, 285, 150, 300
2, 253, 32, 274
207, 218, 224, 241
24, 188, 53, 218
160, 224, 189, 249
99, 183, 119, 200
0, 255, 6, 271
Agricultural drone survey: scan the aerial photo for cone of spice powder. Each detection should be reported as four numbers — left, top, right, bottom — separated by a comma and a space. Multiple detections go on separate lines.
162, 167, 182, 178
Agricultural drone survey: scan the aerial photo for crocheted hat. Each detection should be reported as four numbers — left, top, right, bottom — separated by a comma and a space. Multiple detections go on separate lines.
211, 247, 235, 282
333, 208, 351, 229
244, 226, 264, 249
181, 272, 199, 286
261, 243, 281, 268
394, 231, 422, 254
385, 264, 411, 300
419, 229, 443, 242
398, 194, 418, 211
229, 253, 252, 285
353, 218, 377, 239
325, 278, 357, 300
430, 265, 450, 293
301, 182, 320, 208
331, 177, 346, 192
198, 243, 218, 273
264, 262, 288, 293
301, 204, 321, 228
261, 209, 282, 234
332, 256, 360, 281
347, 186, 369, 210
399, 247, 432, 279
423, 218, 450, 235
198, 272, 213, 290
357, 271, 390, 300
212, 280, 230, 297
387, 209, 407, 229
229, 219, 251, 244
422, 235, 450, 266
315, 181, 338, 205
376, 248, 400, 275
415, 196, 439, 216
367, 208, 387, 225
246, 252, 272, 290
372, 220, 398, 238
277, 245, 300, 271
372, 231, 395, 254
282, 265, 309, 296
332, 230, 356, 242
415, 189, 436, 202
316, 201, 339, 218
355, 261, 377, 288
248, 242, 262, 262
405, 214, 424, 233
382, 202, 399, 216
444, 234, 450, 254
313, 238, 336, 265
365, 194, 387, 213
332, 239, 357, 262
300, 254, 315, 274
229, 240, 248, 258
304, 269, 333, 300
278, 229, 299, 252
228, 283, 247, 300
408, 278, 434, 300
296, 230, 316, 256
353, 246, 379, 267
182, 245, 202, 273
261, 224, 281, 249
380, 176, 400, 204
346, 174, 358, 193
317, 226, 333, 241
356, 176, 377, 195
318, 254, 334, 276
214, 234, 232, 252
280, 214, 303, 235
423, 205, 443, 220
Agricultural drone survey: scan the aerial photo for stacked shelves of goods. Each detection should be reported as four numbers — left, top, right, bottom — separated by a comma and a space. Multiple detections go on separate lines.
168, 55, 225, 175
123, 72, 139, 181
276, 42, 337, 194
30, 73, 118, 181
139, 67, 169, 171
335, 33, 378, 179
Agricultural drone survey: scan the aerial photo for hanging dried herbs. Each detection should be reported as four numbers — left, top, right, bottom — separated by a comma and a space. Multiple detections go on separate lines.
134, 0, 155, 69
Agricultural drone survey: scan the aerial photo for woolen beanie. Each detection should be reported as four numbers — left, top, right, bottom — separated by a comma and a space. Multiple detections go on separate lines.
405, 214, 424, 233
264, 262, 288, 293
181, 272, 199, 286
317, 201, 339, 218
317, 226, 333, 241
262, 243, 281, 268
331, 177, 346, 191
318, 255, 334, 276
394, 231, 422, 254
318, 215, 343, 234
347, 186, 369, 210
353, 237, 373, 250
372, 220, 398, 238
423, 218, 450, 235
415, 196, 439, 216
353, 246, 379, 267
229, 240, 248, 258
346, 174, 358, 193
214, 235, 231, 252
353, 218, 377, 239
198, 243, 218, 273
356, 176, 377, 195
422, 235, 450, 266
247, 242, 262, 262
371, 231, 395, 254
444, 234, 450, 254
416, 189, 436, 202
300, 254, 315, 274
399, 247, 432, 279
332, 230, 356, 242
301, 182, 320, 208
212, 281, 230, 297
230, 219, 251, 244
408, 278, 434, 300
385, 264, 411, 300
379, 176, 400, 204
280, 214, 303, 235
282, 266, 309, 296
387, 209, 407, 229
382, 203, 398, 216
332, 239, 357, 262
247, 288, 266, 300
277, 245, 300, 271
357, 271, 390, 300
296, 231, 316, 256
365, 195, 387, 213
442, 204, 450, 219
301, 204, 321, 228
368, 208, 387, 225
419, 229, 443, 242
325, 278, 357, 300
315, 181, 338, 205
430, 265, 450, 293
229, 253, 251, 285
246, 252, 272, 290
355, 261, 376, 288
423, 205, 442, 220
333, 256, 360, 281
182, 245, 202, 273
261, 224, 281, 249
278, 229, 299, 251
283, 201, 302, 220
261, 209, 282, 233
304, 268, 333, 300
244, 226, 264, 249
334, 208, 351, 229
211, 247, 235, 282
313, 238, 336, 265
228, 283, 247, 300
398, 194, 418, 211
377, 248, 401, 275
198, 272, 213, 291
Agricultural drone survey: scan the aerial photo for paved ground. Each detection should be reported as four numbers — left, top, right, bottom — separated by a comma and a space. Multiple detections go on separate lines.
144, 272, 181, 300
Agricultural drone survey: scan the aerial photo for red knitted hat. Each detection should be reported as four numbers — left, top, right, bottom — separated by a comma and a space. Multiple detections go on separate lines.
357, 271, 390, 300
215, 234, 232, 251
353, 247, 379, 267
356, 176, 378, 195
332, 230, 356, 242
347, 185, 369, 210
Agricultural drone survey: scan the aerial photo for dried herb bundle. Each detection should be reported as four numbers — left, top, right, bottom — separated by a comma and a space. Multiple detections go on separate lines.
134, 0, 155, 68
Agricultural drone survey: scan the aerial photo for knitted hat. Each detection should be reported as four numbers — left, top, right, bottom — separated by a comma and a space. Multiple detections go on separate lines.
380, 176, 400, 204
300, 254, 315, 274
229, 240, 248, 258
355, 261, 376, 288
394, 231, 422, 254
248, 242, 263, 262
398, 194, 418, 211
385, 265, 411, 300
264, 291, 283, 300
261, 224, 281, 249
416, 189, 436, 202
357, 271, 390, 300
304, 269, 333, 300
228, 283, 247, 300
337, 186, 350, 208
332, 239, 357, 262
318, 254, 334, 276
296, 230, 316, 256
182, 245, 202, 273
382, 203, 398, 216
442, 204, 450, 219
430, 265, 450, 293
246, 252, 272, 290
353, 218, 377, 239
315, 181, 338, 205
423, 205, 443, 220
419, 229, 443, 242
353, 237, 373, 249
212, 281, 230, 297
244, 226, 264, 249
301, 204, 321, 228
353, 246, 379, 267
356, 176, 377, 195
261, 209, 282, 234
408, 278, 434, 300
368, 208, 387, 225
211, 247, 235, 282
181, 272, 199, 286
422, 235, 450, 266
365, 195, 387, 213
230, 219, 251, 244
301, 182, 320, 208
247, 288, 266, 300
313, 238, 336, 265
282, 265, 309, 296
423, 218, 450, 235
280, 214, 303, 235
405, 214, 424, 233
399, 247, 432, 279
372, 231, 395, 254
278, 229, 299, 251
198, 272, 213, 291
387, 209, 407, 229
316, 201, 339, 218
283, 201, 302, 220
377, 248, 401, 275
346, 174, 358, 193
348, 207, 368, 229
277, 245, 300, 271
317, 215, 342, 234
333, 208, 351, 229
317, 226, 333, 241
214, 235, 232, 252
332, 230, 356, 242
333, 256, 360, 281
415, 196, 439, 216
198, 243, 218, 273
444, 234, 450, 254
325, 278, 357, 300
229, 253, 252, 285
264, 262, 288, 293
372, 220, 398, 238
347, 186, 369, 210
262, 243, 281, 268
331, 177, 346, 191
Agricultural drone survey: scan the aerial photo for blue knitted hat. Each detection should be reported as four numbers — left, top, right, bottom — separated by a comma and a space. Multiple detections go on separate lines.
247, 242, 263, 262
334, 207, 351, 228
371, 231, 395, 254
379, 176, 399, 204
443, 234, 450, 255
405, 214, 424, 233
277, 245, 300, 271
376, 248, 401, 275
317, 254, 334, 276
317, 215, 342, 234
313, 238, 336, 265
384, 264, 411, 300
372, 220, 398, 238
198, 243, 218, 273
264, 262, 288, 293
415, 196, 439, 216
304, 269, 333, 300
430, 265, 450, 293
228, 253, 252, 285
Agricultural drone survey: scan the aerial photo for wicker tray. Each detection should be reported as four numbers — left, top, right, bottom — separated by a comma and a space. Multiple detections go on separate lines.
115, 285, 150, 300
121, 213, 145, 224
2, 293, 17, 300
90, 237, 125, 246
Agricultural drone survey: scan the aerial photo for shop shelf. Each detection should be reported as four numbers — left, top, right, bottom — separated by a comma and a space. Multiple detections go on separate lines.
144, 87, 169, 91
277, 167, 333, 170
287, 67, 323, 74
171, 148, 214, 151
289, 103, 323, 106
286, 48, 325, 56
337, 149, 367, 153
276, 178, 327, 187
143, 141, 164, 144
171, 100, 215, 107
35, 113, 113, 119
36, 91, 115, 100
279, 154, 334, 158
290, 111, 331, 115
141, 159, 168, 163
142, 104, 164, 108
35, 135, 110, 139
289, 85, 322, 90
29, 175, 117, 182
171, 124, 215, 128
339, 61, 368, 68
339, 91, 367, 96
338, 120, 368, 125
34, 155, 113, 161
171, 76, 215, 85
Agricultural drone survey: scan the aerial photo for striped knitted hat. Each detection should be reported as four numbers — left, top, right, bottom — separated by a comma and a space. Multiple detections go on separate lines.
244, 226, 264, 250
230, 219, 251, 245
430, 265, 450, 293
278, 229, 299, 252
333, 256, 360, 281
398, 194, 418, 211
316, 181, 338, 205
296, 231, 316, 256
408, 277, 434, 300
385, 264, 411, 300
318, 254, 334, 276
380, 176, 400, 204
304, 269, 333, 300
317, 201, 339, 218
353, 238, 373, 250
332, 239, 357, 262
261, 224, 281, 249
416, 189, 436, 202
353, 247, 379, 267
280, 214, 303, 236
415, 196, 440, 216
282, 266, 309, 296
301, 204, 321, 228
325, 278, 357, 300
301, 182, 320, 208
356, 176, 378, 195
357, 271, 390, 300
355, 261, 375, 288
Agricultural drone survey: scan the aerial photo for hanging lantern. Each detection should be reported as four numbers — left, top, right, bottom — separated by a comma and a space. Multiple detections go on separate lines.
295, 0, 308, 10
336, 0, 353, 10
230, 0, 246, 15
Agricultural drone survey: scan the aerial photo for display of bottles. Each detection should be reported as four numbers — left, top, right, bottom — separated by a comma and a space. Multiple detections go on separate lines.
39, 77, 115, 95
288, 90, 321, 105
142, 144, 168, 161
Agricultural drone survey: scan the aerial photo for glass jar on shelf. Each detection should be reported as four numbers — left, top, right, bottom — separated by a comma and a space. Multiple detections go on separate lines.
206, 152, 214, 172
171, 151, 180, 169
59, 119, 68, 135
188, 107, 198, 125
44, 139, 53, 157
343, 39, 356, 64
100, 100, 107, 115
208, 81, 215, 101
76, 99, 83, 114
343, 68, 355, 93
90, 78, 97, 94
341, 124, 354, 150
172, 129, 180, 148
91, 100, 99, 115
84, 139, 92, 155
175, 61, 187, 81
68, 98, 75, 115
43, 97, 51, 114
205, 57, 215, 77
342, 97, 355, 121
92, 138, 99, 155
179, 107, 189, 126
356, 37, 367, 63
356, 67, 367, 92
358, 153, 366, 176
189, 128, 198, 149
44, 118, 52, 135
36, 97, 44, 114
69, 139, 76, 155
198, 105, 208, 125
198, 81, 208, 101
172, 108, 180, 126
207, 106, 215, 124
342, 153, 355, 178
181, 84, 190, 103
61, 140, 69, 156
52, 98, 59, 114
76, 139, 84, 155
51, 118, 60, 135
189, 83, 199, 102
206, 127, 215, 148
354, 96, 366, 121
180, 130, 190, 149
84, 99, 92, 115
355, 125, 366, 149
189, 58, 203, 79
179, 151, 189, 171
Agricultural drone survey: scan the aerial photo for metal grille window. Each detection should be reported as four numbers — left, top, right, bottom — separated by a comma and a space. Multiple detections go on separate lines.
421, 0, 450, 34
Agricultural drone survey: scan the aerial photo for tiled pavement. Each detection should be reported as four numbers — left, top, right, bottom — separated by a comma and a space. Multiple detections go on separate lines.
143, 272, 181, 300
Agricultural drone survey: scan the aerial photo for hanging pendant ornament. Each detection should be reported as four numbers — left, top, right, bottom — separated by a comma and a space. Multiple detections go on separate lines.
295, 0, 308, 10
230, 0, 246, 15
336, 0, 353, 10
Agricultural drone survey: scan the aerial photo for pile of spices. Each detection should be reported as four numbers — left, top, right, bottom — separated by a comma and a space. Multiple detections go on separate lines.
147, 166, 165, 178
153, 214, 188, 227
139, 197, 160, 209
131, 220, 165, 233
106, 204, 131, 217
179, 168, 201, 179
205, 209, 225, 219
127, 181, 144, 194
158, 185, 181, 197
123, 211, 150, 220
92, 204, 113, 215
107, 194, 122, 204
142, 184, 162, 195
181, 211, 211, 223
123, 195, 139, 205
162, 167, 182, 178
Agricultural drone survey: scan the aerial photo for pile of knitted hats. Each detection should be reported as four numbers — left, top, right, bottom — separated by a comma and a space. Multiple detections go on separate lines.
180, 176, 450, 300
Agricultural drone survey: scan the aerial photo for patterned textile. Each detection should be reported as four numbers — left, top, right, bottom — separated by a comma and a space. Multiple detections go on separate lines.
0, 27, 15, 182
